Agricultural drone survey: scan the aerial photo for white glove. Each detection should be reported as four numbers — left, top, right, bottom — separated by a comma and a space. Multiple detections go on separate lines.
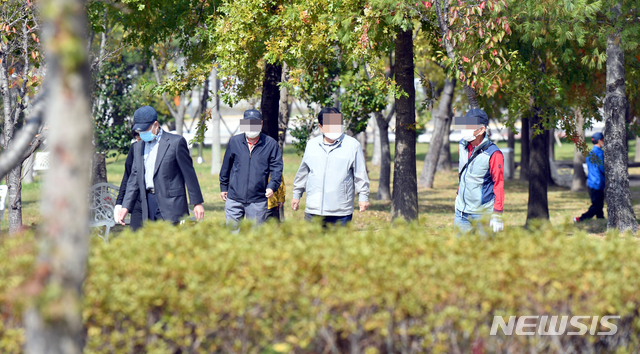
114, 205, 122, 224
490, 214, 503, 232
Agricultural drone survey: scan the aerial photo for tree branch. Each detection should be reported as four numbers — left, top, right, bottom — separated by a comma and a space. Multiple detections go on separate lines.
0, 92, 45, 180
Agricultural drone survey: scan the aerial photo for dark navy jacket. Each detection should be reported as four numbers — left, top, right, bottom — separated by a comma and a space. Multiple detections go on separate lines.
219, 133, 284, 204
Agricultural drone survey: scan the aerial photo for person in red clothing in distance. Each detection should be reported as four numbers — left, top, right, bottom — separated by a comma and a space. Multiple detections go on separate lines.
453, 109, 504, 234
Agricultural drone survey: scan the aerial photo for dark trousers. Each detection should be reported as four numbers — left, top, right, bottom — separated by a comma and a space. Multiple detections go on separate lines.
305, 213, 352, 227
146, 192, 164, 221
130, 200, 143, 231
266, 206, 281, 222
580, 187, 605, 220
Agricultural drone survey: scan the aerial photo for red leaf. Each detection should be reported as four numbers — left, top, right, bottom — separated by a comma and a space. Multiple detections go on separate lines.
463, 56, 470, 63
479, 1, 486, 9
8, 68, 14, 75
422, 1, 432, 9
478, 28, 483, 38
492, 49, 497, 56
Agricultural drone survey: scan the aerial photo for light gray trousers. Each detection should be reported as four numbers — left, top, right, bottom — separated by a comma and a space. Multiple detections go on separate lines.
224, 198, 268, 232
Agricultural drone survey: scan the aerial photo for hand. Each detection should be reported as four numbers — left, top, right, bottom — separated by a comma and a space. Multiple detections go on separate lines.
194, 204, 205, 221
490, 214, 504, 232
220, 192, 228, 201
265, 188, 274, 198
359, 201, 370, 212
113, 205, 122, 223
291, 199, 300, 211
118, 208, 129, 226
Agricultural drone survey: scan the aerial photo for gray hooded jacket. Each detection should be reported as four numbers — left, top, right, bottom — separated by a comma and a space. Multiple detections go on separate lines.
293, 134, 370, 216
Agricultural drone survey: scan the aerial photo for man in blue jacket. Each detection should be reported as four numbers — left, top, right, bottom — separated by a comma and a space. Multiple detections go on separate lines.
575, 132, 605, 222
219, 109, 284, 229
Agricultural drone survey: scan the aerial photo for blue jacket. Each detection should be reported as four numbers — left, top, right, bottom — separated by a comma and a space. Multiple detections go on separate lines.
219, 133, 284, 204
586, 146, 605, 190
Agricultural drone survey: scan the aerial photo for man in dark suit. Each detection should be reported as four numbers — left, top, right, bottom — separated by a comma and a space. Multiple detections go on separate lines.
118, 106, 204, 225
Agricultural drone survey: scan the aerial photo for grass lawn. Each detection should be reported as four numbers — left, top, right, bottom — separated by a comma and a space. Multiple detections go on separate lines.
4, 138, 640, 236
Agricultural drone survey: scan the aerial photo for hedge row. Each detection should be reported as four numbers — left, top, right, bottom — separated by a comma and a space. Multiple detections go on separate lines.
2, 220, 640, 353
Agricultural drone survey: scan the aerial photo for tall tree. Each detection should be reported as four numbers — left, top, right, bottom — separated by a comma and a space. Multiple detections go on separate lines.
210, 66, 222, 175
571, 109, 587, 192
24, 0, 93, 351
0, 0, 43, 233
374, 106, 395, 200
391, 26, 418, 221
526, 56, 550, 222
602, 2, 638, 232
261, 62, 282, 141
436, 117, 452, 172
419, 78, 456, 188
519, 117, 530, 180
277, 62, 291, 151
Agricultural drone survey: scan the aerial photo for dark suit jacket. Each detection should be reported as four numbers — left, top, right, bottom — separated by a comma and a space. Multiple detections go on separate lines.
116, 141, 143, 230
122, 130, 204, 223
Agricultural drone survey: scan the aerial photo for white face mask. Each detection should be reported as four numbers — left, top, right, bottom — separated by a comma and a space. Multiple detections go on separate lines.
324, 132, 342, 141
245, 131, 260, 139
461, 129, 480, 142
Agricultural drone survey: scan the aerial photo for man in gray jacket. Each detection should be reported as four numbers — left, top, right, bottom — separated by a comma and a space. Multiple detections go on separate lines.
291, 107, 370, 226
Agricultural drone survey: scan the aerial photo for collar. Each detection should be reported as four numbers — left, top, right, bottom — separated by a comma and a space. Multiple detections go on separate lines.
245, 133, 261, 146
151, 128, 163, 143
322, 133, 344, 145
467, 135, 490, 151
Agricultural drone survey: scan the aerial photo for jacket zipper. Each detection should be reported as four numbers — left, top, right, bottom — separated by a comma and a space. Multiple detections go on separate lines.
245, 141, 254, 203
321, 150, 329, 214
461, 145, 474, 213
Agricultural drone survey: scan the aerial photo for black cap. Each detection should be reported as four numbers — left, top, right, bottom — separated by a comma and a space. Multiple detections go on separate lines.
132, 106, 158, 131
243, 109, 262, 120
464, 109, 489, 126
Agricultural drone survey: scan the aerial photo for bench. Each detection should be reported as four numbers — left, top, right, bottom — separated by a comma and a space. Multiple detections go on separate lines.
89, 183, 121, 242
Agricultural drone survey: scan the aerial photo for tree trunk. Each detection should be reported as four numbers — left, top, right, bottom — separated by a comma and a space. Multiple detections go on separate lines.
375, 111, 392, 201
508, 128, 515, 150
358, 131, 367, 160
371, 113, 381, 166
260, 62, 282, 142
92, 152, 107, 184
6, 165, 23, 233
175, 92, 187, 136
547, 128, 556, 186
520, 117, 530, 180
419, 78, 456, 188
210, 66, 222, 175
391, 27, 418, 221
437, 116, 452, 172
277, 62, 290, 152
24, 0, 93, 351
526, 99, 550, 221
571, 109, 587, 192
603, 30, 638, 232
2, 54, 24, 234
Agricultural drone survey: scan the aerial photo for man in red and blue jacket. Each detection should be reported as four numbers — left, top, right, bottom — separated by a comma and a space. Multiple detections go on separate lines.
454, 109, 504, 234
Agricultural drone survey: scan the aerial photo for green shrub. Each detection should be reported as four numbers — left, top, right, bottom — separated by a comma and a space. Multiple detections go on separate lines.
3, 220, 640, 353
